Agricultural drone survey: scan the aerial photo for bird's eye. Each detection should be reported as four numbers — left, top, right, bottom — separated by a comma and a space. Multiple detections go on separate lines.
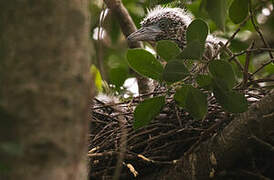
158, 19, 169, 29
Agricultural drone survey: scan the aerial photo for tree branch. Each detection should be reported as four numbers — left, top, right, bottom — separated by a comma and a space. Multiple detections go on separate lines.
103, 0, 152, 94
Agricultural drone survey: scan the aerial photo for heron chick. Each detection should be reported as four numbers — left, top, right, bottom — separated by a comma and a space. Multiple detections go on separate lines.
128, 6, 226, 59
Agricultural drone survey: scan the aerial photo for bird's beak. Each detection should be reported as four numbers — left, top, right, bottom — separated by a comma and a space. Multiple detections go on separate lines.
127, 26, 163, 42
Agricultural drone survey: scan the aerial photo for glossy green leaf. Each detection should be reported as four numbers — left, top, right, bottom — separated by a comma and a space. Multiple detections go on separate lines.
156, 40, 181, 61
178, 40, 205, 60
209, 60, 236, 90
196, 74, 213, 90
213, 86, 248, 113
229, 0, 248, 24
127, 49, 164, 80
178, 19, 208, 60
205, 0, 227, 31
174, 85, 191, 108
175, 85, 208, 119
90, 65, 103, 92
186, 19, 208, 43
133, 96, 165, 129
162, 60, 189, 83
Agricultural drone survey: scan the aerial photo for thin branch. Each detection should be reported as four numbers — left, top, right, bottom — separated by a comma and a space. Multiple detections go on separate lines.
212, 14, 251, 60
250, 59, 274, 77
246, 78, 274, 87
228, 48, 274, 62
243, 41, 255, 87
249, 135, 274, 153
219, 42, 244, 71
103, 0, 141, 48
249, 0, 274, 60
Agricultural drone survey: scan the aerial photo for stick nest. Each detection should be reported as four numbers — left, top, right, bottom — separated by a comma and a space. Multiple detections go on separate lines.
88, 88, 268, 179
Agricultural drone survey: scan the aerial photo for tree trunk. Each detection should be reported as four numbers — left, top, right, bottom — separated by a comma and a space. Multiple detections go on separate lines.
0, 1, 92, 180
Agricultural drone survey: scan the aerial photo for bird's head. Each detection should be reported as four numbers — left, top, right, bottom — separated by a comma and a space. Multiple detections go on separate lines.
127, 6, 193, 49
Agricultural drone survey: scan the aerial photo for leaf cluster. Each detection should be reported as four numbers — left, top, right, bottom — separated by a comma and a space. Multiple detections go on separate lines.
90, 0, 274, 129
127, 18, 248, 129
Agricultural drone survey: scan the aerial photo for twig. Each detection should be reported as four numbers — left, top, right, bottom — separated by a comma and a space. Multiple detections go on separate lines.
249, 0, 273, 60
243, 41, 255, 87
103, 0, 155, 94
246, 78, 274, 87
250, 59, 274, 77
239, 169, 271, 180
103, 0, 141, 48
249, 135, 274, 153
212, 14, 251, 60
112, 112, 128, 180
219, 42, 244, 71
228, 48, 274, 62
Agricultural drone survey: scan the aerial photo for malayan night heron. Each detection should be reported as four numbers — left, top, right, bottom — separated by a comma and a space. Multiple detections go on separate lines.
128, 6, 225, 59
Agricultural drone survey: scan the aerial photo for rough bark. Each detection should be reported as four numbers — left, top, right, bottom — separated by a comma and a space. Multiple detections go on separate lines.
142, 91, 274, 180
0, 1, 91, 180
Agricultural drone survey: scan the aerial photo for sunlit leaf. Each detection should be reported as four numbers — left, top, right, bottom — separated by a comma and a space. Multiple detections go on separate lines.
133, 96, 165, 129
162, 60, 189, 83
90, 65, 103, 92
127, 48, 164, 80
229, 0, 248, 24
156, 40, 181, 61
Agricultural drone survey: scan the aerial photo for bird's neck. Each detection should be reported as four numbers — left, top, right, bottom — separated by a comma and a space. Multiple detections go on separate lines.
169, 25, 187, 50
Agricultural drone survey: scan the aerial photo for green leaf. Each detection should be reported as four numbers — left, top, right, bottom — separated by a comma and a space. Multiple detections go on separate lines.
205, 0, 227, 31
127, 49, 164, 80
109, 66, 128, 88
186, 19, 208, 43
178, 40, 205, 60
133, 96, 165, 129
156, 40, 181, 61
175, 85, 208, 119
213, 86, 248, 113
196, 74, 213, 90
229, 0, 248, 24
186, 87, 208, 120
174, 85, 191, 108
209, 60, 236, 90
90, 65, 103, 92
162, 60, 189, 83
177, 19, 208, 60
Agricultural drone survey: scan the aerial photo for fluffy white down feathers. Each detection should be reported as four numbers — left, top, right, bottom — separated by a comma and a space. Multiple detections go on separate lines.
142, 6, 193, 26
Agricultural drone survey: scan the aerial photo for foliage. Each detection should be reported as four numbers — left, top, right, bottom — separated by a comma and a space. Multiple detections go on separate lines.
178, 19, 208, 59
133, 96, 165, 129
127, 48, 164, 80
90, 0, 274, 129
